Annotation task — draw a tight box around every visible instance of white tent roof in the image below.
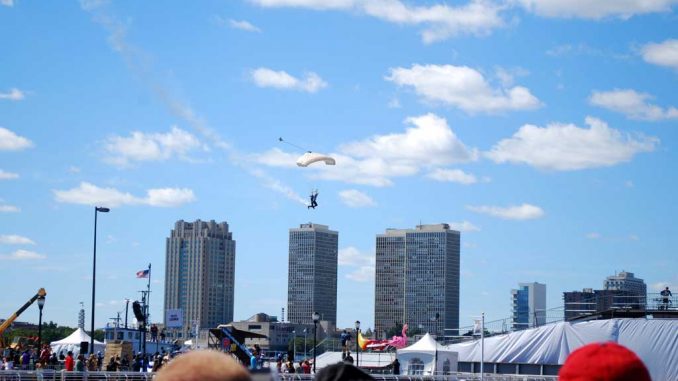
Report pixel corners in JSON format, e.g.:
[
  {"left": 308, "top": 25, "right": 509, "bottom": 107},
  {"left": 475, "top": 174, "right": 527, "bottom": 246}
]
[
  {"left": 399, "top": 333, "right": 447, "bottom": 354},
  {"left": 50, "top": 328, "right": 105, "bottom": 357},
  {"left": 51, "top": 328, "right": 104, "bottom": 346},
  {"left": 445, "top": 318, "right": 678, "bottom": 381}
]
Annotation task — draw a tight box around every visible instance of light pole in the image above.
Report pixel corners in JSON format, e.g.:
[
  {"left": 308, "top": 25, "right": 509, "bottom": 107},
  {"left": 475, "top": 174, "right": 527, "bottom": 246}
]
[
  {"left": 303, "top": 328, "right": 307, "bottom": 360},
  {"left": 312, "top": 312, "right": 320, "bottom": 373},
  {"left": 37, "top": 295, "right": 45, "bottom": 350},
  {"left": 124, "top": 299, "right": 130, "bottom": 329},
  {"left": 355, "top": 320, "right": 360, "bottom": 367},
  {"left": 91, "top": 206, "right": 110, "bottom": 355},
  {"left": 292, "top": 330, "right": 296, "bottom": 362}
]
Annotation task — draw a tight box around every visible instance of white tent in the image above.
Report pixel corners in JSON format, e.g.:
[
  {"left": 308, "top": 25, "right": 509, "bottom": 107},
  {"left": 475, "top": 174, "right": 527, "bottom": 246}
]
[
  {"left": 445, "top": 318, "right": 678, "bottom": 381},
  {"left": 397, "top": 333, "right": 458, "bottom": 375},
  {"left": 50, "top": 328, "right": 105, "bottom": 357}
]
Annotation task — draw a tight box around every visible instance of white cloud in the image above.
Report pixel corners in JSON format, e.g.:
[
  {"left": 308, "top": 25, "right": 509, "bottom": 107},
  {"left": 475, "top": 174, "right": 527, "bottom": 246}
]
[
  {"left": 249, "top": 169, "right": 308, "bottom": 205},
  {"left": 0, "top": 169, "right": 19, "bottom": 180},
  {"left": 386, "top": 64, "right": 541, "bottom": 113},
  {"left": 253, "top": 113, "right": 477, "bottom": 187},
  {"left": 651, "top": 282, "right": 673, "bottom": 292},
  {"left": 427, "top": 168, "right": 477, "bottom": 185},
  {"left": 250, "top": 0, "right": 505, "bottom": 43},
  {"left": 0, "top": 0, "right": 13, "bottom": 6},
  {"left": 68, "top": 166, "right": 81, "bottom": 173},
  {"left": 0, "top": 235, "right": 35, "bottom": 245},
  {"left": 495, "top": 66, "right": 529, "bottom": 86},
  {"left": 0, "top": 88, "right": 24, "bottom": 100},
  {"left": 250, "top": 148, "right": 300, "bottom": 168},
  {"left": 346, "top": 266, "right": 375, "bottom": 282},
  {"left": 447, "top": 221, "right": 481, "bottom": 232},
  {"left": 0, "top": 204, "right": 20, "bottom": 213},
  {"left": 467, "top": 203, "right": 545, "bottom": 220},
  {"left": 641, "top": 39, "right": 678, "bottom": 70},
  {"left": 338, "top": 189, "right": 376, "bottom": 208},
  {"left": 517, "top": 0, "right": 678, "bottom": 19},
  {"left": 229, "top": 19, "right": 262, "bottom": 32},
  {"left": 0, "top": 249, "right": 46, "bottom": 260},
  {"left": 0, "top": 127, "right": 33, "bottom": 151},
  {"left": 146, "top": 188, "right": 196, "bottom": 207},
  {"left": 251, "top": 68, "right": 327, "bottom": 93},
  {"left": 586, "top": 232, "right": 601, "bottom": 239},
  {"left": 486, "top": 117, "right": 658, "bottom": 171},
  {"left": 338, "top": 246, "right": 374, "bottom": 267},
  {"left": 53, "top": 182, "right": 196, "bottom": 208},
  {"left": 104, "top": 127, "right": 204, "bottom": 167},
  {"left": 590, "top": 89, "right": 678, "bottom": 121}
]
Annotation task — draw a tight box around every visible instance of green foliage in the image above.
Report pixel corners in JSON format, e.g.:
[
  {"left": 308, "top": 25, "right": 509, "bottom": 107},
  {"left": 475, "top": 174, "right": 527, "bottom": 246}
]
[{"left": 2, "top": 322, "right": 105, "bottom": 346}]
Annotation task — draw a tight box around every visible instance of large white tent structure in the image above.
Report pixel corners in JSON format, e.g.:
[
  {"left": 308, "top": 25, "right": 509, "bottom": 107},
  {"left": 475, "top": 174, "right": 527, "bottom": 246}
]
[
  {"left": 50, "top": 328, "right": 105, "bottom": 357},
  {"left": 445, "top": 318, "right": 678, "bottom": 381},
  {"left": 397, "top": 333, "right": 458, "bottom": 375}
]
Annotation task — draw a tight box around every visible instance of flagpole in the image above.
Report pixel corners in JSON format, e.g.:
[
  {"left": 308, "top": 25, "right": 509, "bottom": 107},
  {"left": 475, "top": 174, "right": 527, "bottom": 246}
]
[{"left": 480, "top": 312, "right": 485, "bottom": 381}]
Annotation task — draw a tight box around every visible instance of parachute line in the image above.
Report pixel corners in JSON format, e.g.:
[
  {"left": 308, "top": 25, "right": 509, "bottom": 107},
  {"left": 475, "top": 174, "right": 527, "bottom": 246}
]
[{"left": 279, "top": 137, "right": 310, "bottom": 153}]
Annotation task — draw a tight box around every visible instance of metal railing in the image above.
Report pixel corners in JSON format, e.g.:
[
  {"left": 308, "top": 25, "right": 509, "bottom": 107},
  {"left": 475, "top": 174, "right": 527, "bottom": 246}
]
[{"left": 0, "top": 371, "right": 153, "bottom": 381}]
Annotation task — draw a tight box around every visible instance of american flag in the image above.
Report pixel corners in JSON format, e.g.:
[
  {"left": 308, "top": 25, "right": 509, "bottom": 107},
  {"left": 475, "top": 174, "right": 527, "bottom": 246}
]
[{"left": 136, "top": 269, "right": 150, "bottom": 278}]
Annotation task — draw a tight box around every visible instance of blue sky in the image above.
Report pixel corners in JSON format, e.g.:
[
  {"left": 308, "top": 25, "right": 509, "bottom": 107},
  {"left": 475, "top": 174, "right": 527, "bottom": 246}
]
[{"left": 1, "top": 0, "right": 677, "bottom": 333}]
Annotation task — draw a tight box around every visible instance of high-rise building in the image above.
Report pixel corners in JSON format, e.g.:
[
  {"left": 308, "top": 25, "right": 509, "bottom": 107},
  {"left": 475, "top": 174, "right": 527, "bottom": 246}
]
[
  {"left": 164, "top": 220, "right": 236, "bottom": 339},
  {"left": 511, "top": 282, "right": 546, "bottom": 330},
  {"left": 564, "top": 271, "right": 647, "bottom": 320},
  {"left": 604, "top": 271, "right": 647, "bottom": 295},
  {"left": 287, "top": 223, "right": 338, "bottom": 325},
  {"left": 374, "top": 224, "right": 460, "bottom": 338}
]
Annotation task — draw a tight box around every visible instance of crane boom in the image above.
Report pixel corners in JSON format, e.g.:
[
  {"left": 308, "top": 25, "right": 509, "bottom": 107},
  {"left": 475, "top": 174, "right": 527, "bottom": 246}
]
[{"left": 0, "top": 288, "right": 47, "bottom": 336}]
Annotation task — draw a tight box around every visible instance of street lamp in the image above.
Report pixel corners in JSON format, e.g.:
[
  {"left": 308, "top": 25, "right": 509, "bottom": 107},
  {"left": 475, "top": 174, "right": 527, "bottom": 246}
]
[
  {"left": 91, "top": 206, "right": 110, "bottom": 355},
  {"left": 303, "top": 328, "right": 307, "bottom": 360},
  {"left": 312, "top": 312, "right": 320, "bottom": 373},
  {"left": 355, "top": 320, "right": 361, "bottom": 367},
  {"left": 292, "top": 330, "right": 296, "bottom": 362},
  {"left": 37, "top": 295, "right": 45, "bottom": 350}
]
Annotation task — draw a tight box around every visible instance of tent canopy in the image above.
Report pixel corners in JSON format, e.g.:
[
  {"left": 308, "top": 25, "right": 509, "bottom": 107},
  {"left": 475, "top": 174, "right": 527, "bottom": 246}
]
[
  {"left": 444, "top": 318, "right": 678, "bottom": 381},
  {"left": 397, "top": 333, "right": 458, "bottom": 376},
  {"left": 50, "top": 328, "right": 105, "bottom": 357}
]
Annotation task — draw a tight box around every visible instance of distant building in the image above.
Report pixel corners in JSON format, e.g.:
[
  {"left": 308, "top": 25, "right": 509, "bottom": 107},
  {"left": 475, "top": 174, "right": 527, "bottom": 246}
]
[
  {"left": 229, "top": 313, "right": 322, "bottom": 351},
  {"left": 604, "top": 271, "right": 647, "bottom": 296},
  {"left": 287, "top": 223, "right": 339, "bottom": 325},
  {"left": 164, "top": 220, "right": 236, "bottom": 340},
  {"left": 374, "top": 223, "right": 460, "bottom": 338},
  {"left": 511, "top": 282, "right": 546, "bottom": 330},
  {"left": 564, "top": 271, "right": 647, "bottom": 320}
]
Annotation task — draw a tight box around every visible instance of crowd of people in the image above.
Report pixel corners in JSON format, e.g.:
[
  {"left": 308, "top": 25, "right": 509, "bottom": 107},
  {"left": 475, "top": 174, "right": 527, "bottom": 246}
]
[{"left": 0, "top": 344, "right": 175, "bottom": 373}]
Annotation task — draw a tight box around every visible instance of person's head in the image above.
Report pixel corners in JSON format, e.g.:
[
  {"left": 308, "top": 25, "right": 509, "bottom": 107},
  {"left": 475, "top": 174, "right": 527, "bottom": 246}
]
[
  {"left": 154, "top": 350, "right": 251, "bottom": 381},
  {"left": 315, "top": 363, "right": 374, "bottom": 381},
  {"left": 666, "top": 287, "right": 670, "bottom": 290},
  {"left": 559, "top": 342, "right": 651, "bottom": 381},
  {"left": 67, "top": 351, "right": 73, "bottom": 357}
]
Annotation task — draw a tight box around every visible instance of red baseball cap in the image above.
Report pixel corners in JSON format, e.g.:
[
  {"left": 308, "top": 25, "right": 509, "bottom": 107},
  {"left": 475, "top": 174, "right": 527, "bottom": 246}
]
[{"left": 559, "top": 342, "right": 651, "bottom": 381}]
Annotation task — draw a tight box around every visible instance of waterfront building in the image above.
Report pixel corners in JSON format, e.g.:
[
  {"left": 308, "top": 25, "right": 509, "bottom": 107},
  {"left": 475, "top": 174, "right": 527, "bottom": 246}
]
[
  {"left": 374, "top": 223, "right": 460, "bottom": 337},
  {"left": 287, "top": 223, "right": 339, "bottom": 325},
  {"left": 511, "top": 282, "right": 546, "bottom": 330},
  {"left": 564, "top": 272, "right": 646, "bottom": 320},
  {"left": 604, "top": 271, "right": 647, "bottom": 295},
  {"left": 164, "top": 220, "right": 236, "bottom": 339}
]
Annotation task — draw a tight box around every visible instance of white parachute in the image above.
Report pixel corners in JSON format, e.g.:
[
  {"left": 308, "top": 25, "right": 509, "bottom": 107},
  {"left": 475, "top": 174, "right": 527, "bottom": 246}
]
[{"left": 296, "top": 151, "right": 336, "bottom": 167}]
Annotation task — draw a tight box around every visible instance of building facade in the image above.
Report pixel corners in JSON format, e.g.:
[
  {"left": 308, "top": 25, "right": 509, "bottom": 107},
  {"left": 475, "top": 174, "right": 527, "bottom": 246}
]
[
  {"left": 564, "top": 272, "right": 647, "bottom": 320},
  {"left": 604, "top": 271, "right": 647, "bottom": 296},
  {"left": 287, "top": 223, "right": 338, "bottom": 325},
  {"left": 164, "top": 220, "right": 236, "bottom": 339},
  {"left": 374, "top": 224, "right": 460, "bottom": 338},
  {"left": 511, "top": 282, "right": 546, "bottom": 330}
]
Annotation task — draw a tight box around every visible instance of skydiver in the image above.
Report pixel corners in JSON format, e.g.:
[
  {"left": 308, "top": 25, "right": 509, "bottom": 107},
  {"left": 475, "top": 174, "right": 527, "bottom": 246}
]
[{"left": 308, "top": 190, "right": 318, "bottom": 209}]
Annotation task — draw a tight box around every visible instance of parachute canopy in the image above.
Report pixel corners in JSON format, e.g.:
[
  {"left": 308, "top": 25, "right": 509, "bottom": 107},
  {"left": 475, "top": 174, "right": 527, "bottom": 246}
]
[{"left": 296, "top": 152, "right": 336, "bottom": 167}]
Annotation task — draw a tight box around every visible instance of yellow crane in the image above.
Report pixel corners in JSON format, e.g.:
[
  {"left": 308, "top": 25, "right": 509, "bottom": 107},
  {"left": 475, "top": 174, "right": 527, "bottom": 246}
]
[{"left": 0, "top": 288, "right": 47, "bottom": 348}]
